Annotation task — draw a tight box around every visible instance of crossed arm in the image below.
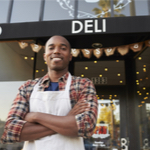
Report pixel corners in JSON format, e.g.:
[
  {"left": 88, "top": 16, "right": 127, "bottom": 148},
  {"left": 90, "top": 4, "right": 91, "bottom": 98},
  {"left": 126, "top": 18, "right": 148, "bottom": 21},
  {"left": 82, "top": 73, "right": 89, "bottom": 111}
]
[{"left": 20, "top": 101, "right": 89, "bottom": 141}]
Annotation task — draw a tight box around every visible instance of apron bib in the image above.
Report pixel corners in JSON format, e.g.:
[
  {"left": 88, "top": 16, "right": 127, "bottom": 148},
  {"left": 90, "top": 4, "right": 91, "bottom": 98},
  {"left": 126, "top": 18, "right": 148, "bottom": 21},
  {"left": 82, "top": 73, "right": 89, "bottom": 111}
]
[{"left": 23, "top": 73, "right": 85, "bottom": 150}]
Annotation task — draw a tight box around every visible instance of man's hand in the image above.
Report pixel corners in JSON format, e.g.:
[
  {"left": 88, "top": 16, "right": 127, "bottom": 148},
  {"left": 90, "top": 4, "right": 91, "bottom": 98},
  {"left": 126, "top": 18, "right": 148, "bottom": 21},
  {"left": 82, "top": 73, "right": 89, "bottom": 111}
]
[{"left": 67, "top": 100, "right": 89, "bottom": 116}]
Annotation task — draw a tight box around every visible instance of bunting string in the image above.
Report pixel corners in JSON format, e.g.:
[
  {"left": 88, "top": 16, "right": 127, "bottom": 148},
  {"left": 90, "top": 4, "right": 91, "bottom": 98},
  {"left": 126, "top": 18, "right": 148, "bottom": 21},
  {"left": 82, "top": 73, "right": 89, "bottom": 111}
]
[{"left": 18, "top": 39, "right": 150, "bottom": 58}]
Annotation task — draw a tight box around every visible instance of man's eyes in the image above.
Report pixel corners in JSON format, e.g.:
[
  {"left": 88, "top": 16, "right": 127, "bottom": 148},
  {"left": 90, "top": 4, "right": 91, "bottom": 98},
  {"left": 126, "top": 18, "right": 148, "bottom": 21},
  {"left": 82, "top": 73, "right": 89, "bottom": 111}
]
[
  {"left": 49, "top": 47, "right": 54, "bottom": 50},
  {"left": 61, "top": 47, "right": 67, "bottom": 50},
  {"left": 48, "top": 47, "right": 67, "bottom": 50}
]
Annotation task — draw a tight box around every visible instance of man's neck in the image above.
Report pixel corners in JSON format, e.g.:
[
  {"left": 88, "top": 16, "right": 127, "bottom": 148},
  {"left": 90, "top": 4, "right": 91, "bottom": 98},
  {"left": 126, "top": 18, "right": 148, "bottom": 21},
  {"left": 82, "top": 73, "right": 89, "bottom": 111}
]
[{"left": 48, "top": 70, "right": 68, "bottom": 82}]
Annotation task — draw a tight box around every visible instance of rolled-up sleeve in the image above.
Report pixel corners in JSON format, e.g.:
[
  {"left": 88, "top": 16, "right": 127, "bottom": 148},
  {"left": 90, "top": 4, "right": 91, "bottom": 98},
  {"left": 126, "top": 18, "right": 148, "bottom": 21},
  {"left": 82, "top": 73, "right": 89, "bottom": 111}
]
[
  {"left": 75, "top": 79, "right": 98, "bottom": 138},
  {"left": 0, "top": 80, "right": 32, "bottom": 144}
]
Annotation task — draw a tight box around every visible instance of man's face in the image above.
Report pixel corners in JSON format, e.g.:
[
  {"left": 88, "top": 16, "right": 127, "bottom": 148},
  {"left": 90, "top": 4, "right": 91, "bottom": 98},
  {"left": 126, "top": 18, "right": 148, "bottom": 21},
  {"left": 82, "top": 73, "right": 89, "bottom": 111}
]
[{"left": 44, "top": 36, "right": 72, "bottom": 72}]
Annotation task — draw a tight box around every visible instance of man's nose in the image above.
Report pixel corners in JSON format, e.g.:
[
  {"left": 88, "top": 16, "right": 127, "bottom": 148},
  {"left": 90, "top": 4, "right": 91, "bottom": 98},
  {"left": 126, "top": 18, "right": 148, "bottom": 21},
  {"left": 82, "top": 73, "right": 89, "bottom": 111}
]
[{"left": 53, "top": 47, "right": 60, "bottom": 53}]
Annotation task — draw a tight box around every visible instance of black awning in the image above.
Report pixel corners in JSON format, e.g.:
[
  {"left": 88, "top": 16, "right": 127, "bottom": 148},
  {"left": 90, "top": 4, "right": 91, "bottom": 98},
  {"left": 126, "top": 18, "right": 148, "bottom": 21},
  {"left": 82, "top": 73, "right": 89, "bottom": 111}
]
[{"left": 0, "top": 16, "right": 150, "bottom": 48}]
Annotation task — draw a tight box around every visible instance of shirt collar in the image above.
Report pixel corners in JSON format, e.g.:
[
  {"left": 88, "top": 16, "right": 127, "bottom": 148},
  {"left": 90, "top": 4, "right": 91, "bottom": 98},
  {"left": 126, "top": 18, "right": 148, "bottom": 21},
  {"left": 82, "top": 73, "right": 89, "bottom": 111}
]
[{"left": 39, "top": 72, "right": 69, "bottom": 86}]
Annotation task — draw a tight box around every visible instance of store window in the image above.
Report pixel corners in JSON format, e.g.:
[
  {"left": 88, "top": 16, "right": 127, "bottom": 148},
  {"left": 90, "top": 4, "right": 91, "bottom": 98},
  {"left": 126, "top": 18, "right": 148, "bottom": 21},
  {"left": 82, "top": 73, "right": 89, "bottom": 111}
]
[
  {"left": 43, "top": 0, "right": 75, "bottom": 21},
  {"left": 77, "top": 0, "right": 131, "bottom": 19},
  {"left": 0, "top": 41, "right": 34, "bottom": 149},
  {"left": 0, "top": 81, "right": 24, "bottom": 149},
  {"left": 11, "top": 0, "right": 41, "bottom": 23},
  {"left": 0, "top": 0, "right": 10, "bottom": 23},
  {"left": 134, "top": 0, "right": 149, "bottom": 16},
  {"left": 135, "top": 46, "right": 150, "bottom": 149},
  {"left": 77, "top": 0, "right": 150, "bottom": 19}
]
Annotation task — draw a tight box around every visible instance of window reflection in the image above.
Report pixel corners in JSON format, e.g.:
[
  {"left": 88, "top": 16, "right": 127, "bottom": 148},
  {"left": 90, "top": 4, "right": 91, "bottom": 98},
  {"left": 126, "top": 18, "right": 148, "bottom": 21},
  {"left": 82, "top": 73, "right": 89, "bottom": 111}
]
[
  {"left": 0, "top": 0, "right": 10, "bottom": 23},
  {"left": 11, "top": 0, "right": 41, "bottom": 23},
  {"left": 77, "top": 0, "right": 149, "bottom": 19},
  {"left": 43, "top": 0, "right": 75, "bottom": 21}
]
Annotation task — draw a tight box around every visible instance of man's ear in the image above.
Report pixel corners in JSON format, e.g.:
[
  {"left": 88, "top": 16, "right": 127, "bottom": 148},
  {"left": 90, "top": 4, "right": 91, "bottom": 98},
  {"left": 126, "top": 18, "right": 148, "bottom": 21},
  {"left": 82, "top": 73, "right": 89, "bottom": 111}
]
[
  {"left": 43, "top": 53, "right": 46, "bottom": 62},
  {"left": 69, "top": 53, "right": 72, "bottom": 61}
]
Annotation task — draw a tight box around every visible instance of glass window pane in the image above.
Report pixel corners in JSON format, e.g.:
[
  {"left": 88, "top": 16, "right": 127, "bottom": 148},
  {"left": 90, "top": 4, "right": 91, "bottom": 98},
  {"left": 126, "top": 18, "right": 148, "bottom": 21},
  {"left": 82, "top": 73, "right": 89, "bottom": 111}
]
[
  {"left": 0, "top": 41, "right": 34, "bottom": 81},
  {"left": 0, "top": 0, "right": 10, "bottom": 23},
  {"left": 11, "top": 0, "right": 41, "bottom": 23},
  {"left": 134, "top": 0, "right": 149, "bottom": 16},
  {"left": 113, "top": 0, "right": 131, "bottom": 17},
  {"left": 135, "top": 46, "right": 150, "bottom": 149},
  {"left": 0, "top": 81, "right": 25, "bottom": 149},
  {"left": 77, "top": 0, "right": 108, "bottom": 19},
  {"left": 43, "top": 0, "right": 75, "bottom": 21}
]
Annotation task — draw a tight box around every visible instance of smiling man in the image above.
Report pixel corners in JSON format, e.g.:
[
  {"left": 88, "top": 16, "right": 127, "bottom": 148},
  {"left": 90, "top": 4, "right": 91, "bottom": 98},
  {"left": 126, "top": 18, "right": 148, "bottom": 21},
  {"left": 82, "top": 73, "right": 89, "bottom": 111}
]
[{"left": 0, "top": 35, "right": 98, "bottom": 150}]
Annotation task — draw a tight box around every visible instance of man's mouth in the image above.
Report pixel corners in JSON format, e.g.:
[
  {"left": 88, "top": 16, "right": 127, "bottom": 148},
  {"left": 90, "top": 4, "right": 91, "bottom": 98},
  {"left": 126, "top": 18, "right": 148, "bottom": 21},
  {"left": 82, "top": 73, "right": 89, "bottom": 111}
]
[{"left": 51, "top": 57, "right": 63, "bottom": 62}]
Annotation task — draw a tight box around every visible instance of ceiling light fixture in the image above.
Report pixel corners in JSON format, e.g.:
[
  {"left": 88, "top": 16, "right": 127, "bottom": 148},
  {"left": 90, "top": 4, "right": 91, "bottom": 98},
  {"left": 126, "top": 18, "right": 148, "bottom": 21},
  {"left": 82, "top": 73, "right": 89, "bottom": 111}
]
[
  {"left": 138, "top": 57, "right": 142, "bottom": 60},
  {"left": 104, "top": 68, "right": 108, "bottom": 71},
  {"left": 143, "top": 68, "right": 146, "bottom": 72},
  {"left": 143, "top": 87, "right": 146, "bottom": 90},
  {"left": 31, "top": 57, "right": 34, "bottom": 60},
  {"left": 99, "top": 74, "right": 102, "bottom": 77},
  {"left": 24, "top": 56, "right": 28, "bottom": 59},
  {"left": 81, "top": 74, "right": 84, "bottom": 77},
  {"left": 92, "top": 43, "right": 103, "bottom": 48}
]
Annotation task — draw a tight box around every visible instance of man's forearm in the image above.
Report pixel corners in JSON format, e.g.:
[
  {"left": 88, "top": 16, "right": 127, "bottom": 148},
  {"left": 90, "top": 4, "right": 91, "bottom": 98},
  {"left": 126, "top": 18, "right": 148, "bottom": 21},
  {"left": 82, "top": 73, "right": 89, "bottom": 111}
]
[
  {"left": 20, "top": 122, "right": 56, "bottom": 141},
  {"left": 34, "top": 113, "right": 78, "bottom": 137},
  {"left": 24, "top": 101, "right": 89, "bottom": 137}
]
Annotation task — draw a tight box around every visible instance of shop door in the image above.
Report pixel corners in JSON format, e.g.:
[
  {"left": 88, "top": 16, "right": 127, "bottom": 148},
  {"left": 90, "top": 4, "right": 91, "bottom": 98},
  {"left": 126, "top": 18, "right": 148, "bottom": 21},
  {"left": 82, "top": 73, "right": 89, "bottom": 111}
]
[{"left": 84, "top": 86, "right": 128, "bottom": 150}]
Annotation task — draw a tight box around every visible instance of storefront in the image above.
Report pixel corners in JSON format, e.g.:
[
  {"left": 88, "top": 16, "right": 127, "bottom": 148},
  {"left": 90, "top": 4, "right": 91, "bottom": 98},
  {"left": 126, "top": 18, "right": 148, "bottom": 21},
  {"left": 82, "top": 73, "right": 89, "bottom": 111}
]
[{"left": 0, "top": 0, "right": 150, "bottom": 150}]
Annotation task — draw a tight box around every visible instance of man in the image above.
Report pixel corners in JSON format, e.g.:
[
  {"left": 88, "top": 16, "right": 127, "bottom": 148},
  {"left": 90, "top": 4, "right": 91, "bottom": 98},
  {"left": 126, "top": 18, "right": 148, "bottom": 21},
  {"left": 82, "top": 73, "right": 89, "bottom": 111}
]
[{"left": 1, "top": 35, "right": 98, "bottom": 150}]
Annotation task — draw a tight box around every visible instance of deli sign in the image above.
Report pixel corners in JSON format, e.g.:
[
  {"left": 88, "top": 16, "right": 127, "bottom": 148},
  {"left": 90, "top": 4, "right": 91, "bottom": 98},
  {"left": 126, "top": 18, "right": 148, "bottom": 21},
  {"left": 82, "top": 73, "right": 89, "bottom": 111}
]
[{"left": 72, "top": 19, "right": 106, "bottom": 34}]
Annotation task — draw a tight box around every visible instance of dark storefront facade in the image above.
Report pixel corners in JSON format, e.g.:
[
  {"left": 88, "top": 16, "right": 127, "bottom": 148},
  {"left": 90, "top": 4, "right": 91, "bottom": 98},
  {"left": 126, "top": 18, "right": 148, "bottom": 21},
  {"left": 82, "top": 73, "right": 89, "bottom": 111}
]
[{"left": 0, "top": 0, "right": 150, "bottom": 150}]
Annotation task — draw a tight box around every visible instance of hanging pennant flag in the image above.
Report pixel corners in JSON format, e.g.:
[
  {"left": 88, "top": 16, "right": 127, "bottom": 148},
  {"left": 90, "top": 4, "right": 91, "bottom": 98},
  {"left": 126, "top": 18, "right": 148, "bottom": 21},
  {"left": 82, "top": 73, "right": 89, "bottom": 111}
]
[
  {"left": 129, "top": 42, "right": 143, "bottom": 52},
  {"left": 104, "top": 47, "right": 116, "bottom": 56},
  {"left": 71, "top": 49, "right": 80, "bottom": 57},
  {"left": 145, "top": 40, "right": 150, "bottom": 47},
  {"left": 93, "top": 48, "right": 103, "bottom": 59},
  {"left": 81, "top": 49, "right": 93, "bottom": 59},
  {"left": 117, "top": 45, "right": 129, "bottom": 56},
  {"left": 18, "top": 41, "right": 28, "bottom": 49},
  {"left": 30, "top": 43, "right": 42, "bottom": 53}
]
